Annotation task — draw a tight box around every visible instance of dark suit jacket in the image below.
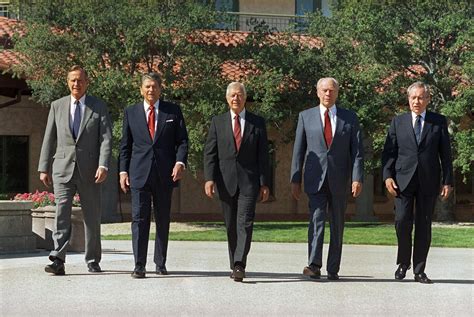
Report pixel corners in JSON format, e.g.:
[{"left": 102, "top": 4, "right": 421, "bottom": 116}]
[
  {"left": 290, "top": 106, "right": 364, "bottom": 196},
  {"left": 382, "top": 111, "right": 453, "bottom": 195},
  {"left": 119, "top": 100, "right": 188, "bottom": 188},
  {"left": 203, "top": 110, "right": 270, "bottom": 198}
]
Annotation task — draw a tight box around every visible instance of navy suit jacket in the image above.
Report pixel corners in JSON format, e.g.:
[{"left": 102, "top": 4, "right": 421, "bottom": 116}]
[
  {"left": 290, "top": 106, "right": 364, "bottom": 196},
  {"left": 203, "top": 110, "right": 270, "bottom": 198},
  {"left": 119, "top": 100, "right": 188, "bottom": 188},
  {"left": 382, "top": 111, "right": 453, "bottom": 195}
]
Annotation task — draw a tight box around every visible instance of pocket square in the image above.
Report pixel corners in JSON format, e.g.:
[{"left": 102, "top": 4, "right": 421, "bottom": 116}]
[{"left": 166, "top": 119, "right": 174, "bottom": 122}]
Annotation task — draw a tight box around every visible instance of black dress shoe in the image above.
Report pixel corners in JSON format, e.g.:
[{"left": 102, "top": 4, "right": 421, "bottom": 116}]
[
  {"left": 414, "top": 273, "right": 433, "bottom": 284},
  {"left": 327, "top": 272, "right": 339, "bottom": 280},
  {"left": 87, "top": 262, "right": 102, "bottom": 273},
  {"left": 131, "top": 265, "right": 146, "bottom": 278},
  {"left": 233, "top": 265, "right": 245, "bottom": 282},
  {"left": 395, "top": 264, "right": 410, "bottom": 280},
  {"left": 156, "top": 266, "right": 168, "bottom": 275},
  {"left": 45, "top": 259, "right": 65, "bottom": 275},
  {"left": 303, "top": 264, "right": 321, "bottom": 279}
]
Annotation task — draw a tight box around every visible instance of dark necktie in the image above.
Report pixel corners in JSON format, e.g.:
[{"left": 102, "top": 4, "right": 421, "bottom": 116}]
[
  {"left": 148, "top": 105, "right": 155, "bottom": 140},
  {"left": 233, "top": 114, "right": 242, "bottom": 151},
  {"left": 414, "top": 115, "right": 422, "bottom": 144},
  {"left": 324, "top": 109, "right": 333, "bottom": 148},
  {"left": 72, "top": 100, "right": 81, "bottom": 140}
]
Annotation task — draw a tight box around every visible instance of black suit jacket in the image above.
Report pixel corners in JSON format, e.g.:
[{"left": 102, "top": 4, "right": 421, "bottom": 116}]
[
  {"left": 119, "top": 100, "right": 188, "bottom": 188},
  {"left": 382, "top": 111, "right": 453, "bottom": 195},
  {"left": 203, "top": 110, "right": 270, "bottom": 198}
]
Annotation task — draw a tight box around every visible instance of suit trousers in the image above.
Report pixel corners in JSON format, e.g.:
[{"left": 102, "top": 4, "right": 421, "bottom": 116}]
[
  {"left": 394, "top": 170, "right": 437, "bottom": 274},
  {"left": 220, "top": 189, "right": 258, "bottom": 269},
  {"left": 50, "top": 167, "right": 102, "bottom": 263},
  {"left": 307, "top": 178, "right": 347, "bottom": 274},
  {"left": 131, "top": 160, "right": 172, "bottom": 268}
]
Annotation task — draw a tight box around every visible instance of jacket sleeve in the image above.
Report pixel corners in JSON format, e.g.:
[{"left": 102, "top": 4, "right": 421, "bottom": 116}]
[
  {"left": 203, "top": 117, "right": 218, "bottom": 182},
  {"left": 381, "top": 117, "right": 398, "bottom": 181},
  {"left": 119, "top": 108, "right": 132, "bottom": 173},
  {"left": 350, "top": 114, "right": 364, "bottom": 183},
  {"left": 258, "top": 117, "right": 270, "bottom": 187},
  {"left": 38, "top": 102, "right": 58, "bottom": 173},
  {"left": 174, "top": 105, "right": 189, "bottom": 165},
  {"left": 290, "top": 112, "right": 307, "bottom": 183},
  {"left": 439, "top": 116, "right": 454, "bottom": 186}
]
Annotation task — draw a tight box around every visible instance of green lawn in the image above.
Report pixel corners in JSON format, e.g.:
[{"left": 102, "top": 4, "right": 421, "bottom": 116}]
[{"left": 102, "top": 222, "right": 474, "bottom": 248}]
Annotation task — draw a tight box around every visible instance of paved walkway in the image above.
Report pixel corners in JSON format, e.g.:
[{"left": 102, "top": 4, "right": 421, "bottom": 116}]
[{"left": 0, "top": 241, "right": 472, "bottom": 316}]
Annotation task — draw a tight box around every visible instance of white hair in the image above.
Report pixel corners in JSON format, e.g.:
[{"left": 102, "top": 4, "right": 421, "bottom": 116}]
[
  {"left": 316, "top": 77, "right": 339, "bottom": 90},
  {"left": 226, "top": 82, "right": 247, "bottom": 98}
]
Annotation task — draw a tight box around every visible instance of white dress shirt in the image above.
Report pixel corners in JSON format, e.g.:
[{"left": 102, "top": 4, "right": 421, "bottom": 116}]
[
  {"left": 411, "top": 110, "right": 426, "bottom": 131},
  {"left": 230, "top": 108, "right": 246, "bottom": 137},
  {"left": 319, "top": 104, "right": 337, "bottom": 137}
]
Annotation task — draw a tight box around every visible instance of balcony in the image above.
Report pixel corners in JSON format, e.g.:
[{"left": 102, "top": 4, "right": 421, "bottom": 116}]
[{"left": 216, "top": 12, "right": 309, "bottom": 33}]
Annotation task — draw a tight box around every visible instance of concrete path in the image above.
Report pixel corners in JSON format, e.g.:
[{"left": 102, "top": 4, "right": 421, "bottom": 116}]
[{"left": 0, "top": 241, "right": 472, "bottom": 316}]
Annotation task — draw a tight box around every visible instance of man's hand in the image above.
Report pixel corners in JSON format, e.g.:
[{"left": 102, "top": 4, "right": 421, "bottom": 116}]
[
  {"left": 204, "top": 181, "right": 215, "bottom": 198},
  {"left": 120, "top": 172, "right": 130, "bottom": 194},
  {"left": 352, "top": 181, "right": 363, "bottom": 198},
  {"left": 40, "top": 172, "right": 51, "bottom": 187},
  {"left": 95, "top": 167, "right": 108, "bottom": 183},
  {"left": 260, "top": 185, "right": 270, "bottom": 203},
  {"left": 291, "top": 183, "right": 302, "bottom": 201},
  {"left": 440, "top": 185, "right": 453, "bottom": 201},
  {"left": 171, "top": 163, "right": 185, "bottom": 182},
  {"left": 385, "top": 178, "right": 399, "bottom": 197}
]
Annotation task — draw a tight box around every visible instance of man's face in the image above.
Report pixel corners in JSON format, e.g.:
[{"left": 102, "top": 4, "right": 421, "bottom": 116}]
[
  {"left": 408, "top": 87, "right": 430, "bottom": 115},
  {"left": 140, "top": 79, "right": 161, "bottom": 105},
  {"left": 317, "top": 79, "right": 339, "bottom": 108},
  {"left": 67, "top": 70, "right": 88, "bottom": 99},
  {"left": 226, "top": 87, "right": 246, "bottom": 114}
]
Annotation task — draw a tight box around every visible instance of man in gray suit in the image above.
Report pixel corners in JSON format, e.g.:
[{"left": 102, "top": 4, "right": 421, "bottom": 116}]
[
  {"left": 38, "top": 65, "right": 112, "bottom": 275},
  {"left": 290, "top": 77, "right": 364, "bottom": 280}
]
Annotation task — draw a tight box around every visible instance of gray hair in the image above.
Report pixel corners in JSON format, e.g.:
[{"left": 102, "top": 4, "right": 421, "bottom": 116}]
[
  {"left": 316, "top": 77, "right": 339, "bottom": 90},
  {"left": 226, "top": 82, "right": 246, "bottom": 98},
  {"left": 407, "top": 81, "right": 430, "bottom": 97},
  {"left": 141, "top": 72, "right": 162, "bottom": 86}
]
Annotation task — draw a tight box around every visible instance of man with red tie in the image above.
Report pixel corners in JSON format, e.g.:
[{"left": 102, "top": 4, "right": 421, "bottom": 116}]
[
  {"left": 290, "top": 77, "right": 364, "bottom": 280},
  {"left": 119, "top": 73, "right": 188, "bottom": 278},
  {"left": 204, "top": 82, "right": 270, "bottom": 282}
]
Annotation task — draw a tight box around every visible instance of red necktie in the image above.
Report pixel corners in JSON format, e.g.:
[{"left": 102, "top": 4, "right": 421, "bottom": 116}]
[
  {"left": 324, "top": 109, "right": 332, "bottom": 148},
  {"left": 148, "top": 105, "right": 155, "bottom": 140},
  {"left": 233, "top": 114, "right": 242, "bottom": 151}
]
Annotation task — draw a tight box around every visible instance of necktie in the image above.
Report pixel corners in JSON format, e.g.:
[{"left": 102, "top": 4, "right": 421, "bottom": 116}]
[
  {"left": 148, "top": 105, "right": 155, "bottom": 140},
  {"left": 72, "top": 100, "right": 81, "bottom": 140},
  {"left": 324, "top": 109, "right": 332, "bottom": 148},
  {"left": 233, "top": 114, "right": 242, "bottom": 151},
  {"left": 414, "top": 115, "right": 422, "bottom": 144}
]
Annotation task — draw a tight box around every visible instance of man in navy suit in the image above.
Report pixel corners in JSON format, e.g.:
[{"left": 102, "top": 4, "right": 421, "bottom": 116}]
[
  {"left": 204, "top": 82, "right": 270, "bottom": 282},
  {"left": 382, "top": 81, "right": 453, "bottom": 284},
  {"left": 290, "top": 77, "right": 364, "bottom": 280},
  {"left": 119, "top": 73, "right": 188, "bottom": 278}
]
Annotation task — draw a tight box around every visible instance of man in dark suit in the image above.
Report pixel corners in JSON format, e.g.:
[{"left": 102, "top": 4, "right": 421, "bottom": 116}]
[
  {"left": 119, "top": 72, "right": 188, "bottom": 279},
  {"left": 204, "top": 82, "right": 270, "bottom": 282},
  {"left": 382, "top": 81, "right": 453, "bottom": 284},
  {"left": 290, "top": 77, "right": 364, "bottom": 280},
  {"left": 38, "top": 65, "right": 112, "bottom": 275}
]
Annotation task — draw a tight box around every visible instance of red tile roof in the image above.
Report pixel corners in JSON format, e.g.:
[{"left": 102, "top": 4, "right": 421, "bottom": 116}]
[{"left": 0, "top": 17, "right": 322, "bottom": 80}]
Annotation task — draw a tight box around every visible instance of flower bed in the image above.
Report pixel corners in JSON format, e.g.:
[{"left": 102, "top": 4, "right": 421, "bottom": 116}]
[{"left": 14, "top": 190, "right": 80, "bottom": 208}]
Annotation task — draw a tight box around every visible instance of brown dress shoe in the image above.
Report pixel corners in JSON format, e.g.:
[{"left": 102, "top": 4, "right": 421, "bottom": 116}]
[
  {"left": 233, "top": 265, "right": 245, "bottom": 282},
  {"left": 303, "top": 264, "right": 321, "bottom": 279}
]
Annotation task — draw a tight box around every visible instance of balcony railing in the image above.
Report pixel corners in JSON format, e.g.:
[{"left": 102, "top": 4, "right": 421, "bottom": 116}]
[{"left": 216, "top": 12, "right": 309, "bottom": 33}]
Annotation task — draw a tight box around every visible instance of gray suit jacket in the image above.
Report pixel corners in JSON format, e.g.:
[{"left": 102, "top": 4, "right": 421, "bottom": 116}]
[
  {"left": 38, "top": 95, "right": 112, "bottom": 184},
  {"left": 290, "top": 106, "right": 364, "bottom": 195}
]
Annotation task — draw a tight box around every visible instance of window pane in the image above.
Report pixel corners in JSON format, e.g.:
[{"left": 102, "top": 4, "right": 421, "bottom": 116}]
[{"left": 0, "top": 136, "right": 29, "bottom": 195}]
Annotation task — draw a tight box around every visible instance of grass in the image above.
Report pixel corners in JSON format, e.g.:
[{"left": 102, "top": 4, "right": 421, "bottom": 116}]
[{"left": 102, "top": 222, "right": 474, "bottom": 248}]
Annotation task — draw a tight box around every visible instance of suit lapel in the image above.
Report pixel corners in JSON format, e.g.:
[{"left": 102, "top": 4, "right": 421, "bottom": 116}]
[
  {"left": 332, "top": 107, "right": 345, "bottom": 149},
  {"left": 223, "top": 112, "right": 237, "bottom": 154},
  {"left": 241, "top": 111, "right": 255, "bottom": 148},
  {"left": 77, "top": 96, "right": 94, "bottom": 141},
  {"left": 61, "top": 97, "right": 75, "bottom": 140},
  {"left": 313, "top": 106, "right": 327, "bottom": 150},
  {"left": 154, "top": 101, "right": 168, "bottom": 142},
  {"left": 403, "top": 113, "right": 418, "bottom": 148},
  {"left": 134, "top": 103, "right": 152, "bottom": 143},
  {"left": 419, "top": 111, "right": 431, "bottom": 145}
]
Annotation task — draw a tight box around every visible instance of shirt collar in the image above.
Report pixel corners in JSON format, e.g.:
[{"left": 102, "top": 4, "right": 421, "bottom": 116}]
[
  {"left": 144, "top": 100, "right": 160, "bottom": 111},
  {"left": 411, "top": 110, "right": 426, "bottom": 120},
  {"left": 230, "top": 108, "right": 246, "bottom": 120},
  {"left": 319, "top": 104, "right": 337, "bottom": 116},
  {"left": 71, "top": 95, "right": 86, "bottom": 105}
]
